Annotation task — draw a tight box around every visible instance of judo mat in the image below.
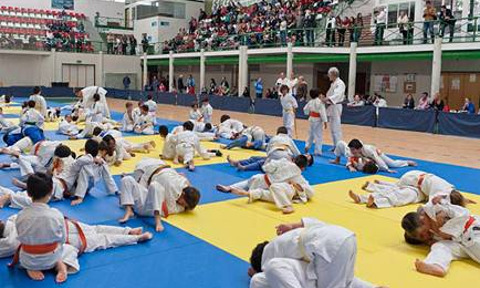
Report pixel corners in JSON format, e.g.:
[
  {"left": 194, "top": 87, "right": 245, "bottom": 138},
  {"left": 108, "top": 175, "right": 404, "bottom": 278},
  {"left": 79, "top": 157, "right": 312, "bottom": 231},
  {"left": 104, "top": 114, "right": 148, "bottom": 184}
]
[{"left": 1, "top": 97, "right": 480, "bottom": 288}]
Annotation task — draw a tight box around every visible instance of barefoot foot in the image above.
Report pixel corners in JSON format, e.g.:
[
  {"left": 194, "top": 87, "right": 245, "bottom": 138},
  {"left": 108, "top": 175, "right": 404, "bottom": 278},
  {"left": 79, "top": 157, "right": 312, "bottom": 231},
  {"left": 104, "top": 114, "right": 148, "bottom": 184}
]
[
  {"left": 71, "top": 197, "right": 84, "bottom": 206},
  {"left": 366, "top": 195, "right": 377, "bottom": 208},
  {"left": 227, "top": 155, "right": 239, "bottom": 167},
  {"left": 415, "top": 259, "right": 446, "bottom": 277},
  {"left": 119, "top": 208, "right": 134, "bottom": 223},
  {"left": 216, "top": 185, "right": 232, "bottom": 193},
  {"left": 282, "top": 206, "right": 295, "bottom": 214},
  {"left": 0, "top": 194, "right": 11, "bottom": 208},
  {"left": 55, "top": 261, "right": 68, "bottom": 283},
  {"left": 361, "top": 181, "right": 370, "bottom": 190},
  {"left": 138, "top": 232, "right": 153, "bottom": 242},
  {"left": 27, "top": 270, "right": 45, "bottom": 281},
  {"left": 348, "top": 190, "right": 361, "bottom": 204}
]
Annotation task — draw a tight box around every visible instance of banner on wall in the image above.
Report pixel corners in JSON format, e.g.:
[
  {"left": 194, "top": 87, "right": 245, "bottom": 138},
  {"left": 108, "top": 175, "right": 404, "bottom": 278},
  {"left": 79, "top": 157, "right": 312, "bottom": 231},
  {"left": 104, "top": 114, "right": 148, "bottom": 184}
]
[{"left": 52, "top": 0, "right": 74, "bottom": 10}]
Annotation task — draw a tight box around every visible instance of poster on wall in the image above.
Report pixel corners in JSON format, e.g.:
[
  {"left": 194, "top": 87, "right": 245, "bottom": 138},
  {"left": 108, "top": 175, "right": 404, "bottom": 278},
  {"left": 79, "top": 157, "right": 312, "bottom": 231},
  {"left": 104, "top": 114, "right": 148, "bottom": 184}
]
[
  {"left": 52, "top": 0, "right": 74, "bottom": 10},
  {"left": 373, "top": 74, "right": 398, "bottom": 93},
  {"left": 404, "top": 82, "right": 416, "bottom": 93}
]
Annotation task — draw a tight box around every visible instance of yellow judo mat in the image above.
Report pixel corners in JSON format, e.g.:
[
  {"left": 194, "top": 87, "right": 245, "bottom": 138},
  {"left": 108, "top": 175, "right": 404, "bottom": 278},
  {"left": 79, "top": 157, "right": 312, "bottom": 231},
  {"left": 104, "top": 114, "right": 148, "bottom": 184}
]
[{"left": 165, "top": 176, "right": 480, "bottom": 288}]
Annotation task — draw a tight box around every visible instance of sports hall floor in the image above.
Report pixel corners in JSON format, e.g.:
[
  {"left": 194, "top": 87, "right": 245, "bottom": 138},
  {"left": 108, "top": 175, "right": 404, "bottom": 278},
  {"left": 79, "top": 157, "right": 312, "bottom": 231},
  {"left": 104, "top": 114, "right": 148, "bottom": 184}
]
[{"left": 1, "top": 97, "right": 480, "bottom": 288}]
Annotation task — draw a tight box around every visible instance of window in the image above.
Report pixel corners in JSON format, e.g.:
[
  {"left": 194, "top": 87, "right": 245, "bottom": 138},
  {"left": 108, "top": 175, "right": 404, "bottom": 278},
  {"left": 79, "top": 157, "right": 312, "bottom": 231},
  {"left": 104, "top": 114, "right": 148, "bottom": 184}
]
[
  {"left": 387, "top": 4, "right": 398, "bottom": 28},
  {"left": 136, "top": 1, "right": 186, "bottom": 20},
  {"left": 385, "top": 1, "right": 416, "bottom": 28}
]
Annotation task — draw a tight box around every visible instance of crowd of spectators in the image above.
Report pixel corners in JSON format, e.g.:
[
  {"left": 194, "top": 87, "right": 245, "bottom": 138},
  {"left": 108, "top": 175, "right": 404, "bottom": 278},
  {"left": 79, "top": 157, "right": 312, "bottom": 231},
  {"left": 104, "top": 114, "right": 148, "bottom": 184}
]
[{"left": 105, "top": 33, "right": 137, "bottom": 55}]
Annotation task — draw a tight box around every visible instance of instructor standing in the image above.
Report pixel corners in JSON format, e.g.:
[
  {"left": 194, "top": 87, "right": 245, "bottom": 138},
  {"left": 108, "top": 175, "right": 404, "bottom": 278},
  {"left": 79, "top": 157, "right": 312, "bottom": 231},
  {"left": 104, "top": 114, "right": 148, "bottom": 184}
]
[
  {"left": 323, "top": 67, "right": 345, "bottom": 148},
  {"left": 75, "top": 86, "right": 110, "bottom": 118}
]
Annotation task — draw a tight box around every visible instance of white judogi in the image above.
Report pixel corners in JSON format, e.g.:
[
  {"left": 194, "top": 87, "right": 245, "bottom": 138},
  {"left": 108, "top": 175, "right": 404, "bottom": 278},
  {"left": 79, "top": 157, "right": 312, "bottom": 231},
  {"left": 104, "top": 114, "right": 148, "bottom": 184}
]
[
  {"left": 334, "top": 140, "right": 410, "bottom": 171},
  {"left": 0, "top": 186, "right": 32, "bottom": 209},
  {"left": 397, "top": 170, "right": 455, "bottom": 196},
  {"left": 218, "top": 118, "right": 244, "bottom": 139},
  {"left": 201, "top": 103, "right": 213, "bottom": 123},
  {"left": 161, "top": 134, "right": 177, "bottom": 160},
  {"left": 326, "top": 77, "right": 345, "bottom": 146},
  {"left": 29, "top": 94, "right": 47, "bottom": 117},
  {"left": 134, "top": 114, "right": 155, "bottom": 135},
  {"left": 231, "top": 158, "right": 314, "bottom": 210},
  {"left": 252, "top": 217, "right": 374, "bottom": 288},
  {"left": 15, "top": 203, "right": 65, "bottom": 271},
  {"left": 121, "top": 111, "right": 136, "bottom": 132},
  {"left": 20, "top": 108, "right": 44, "bottom": 129},
  {"left": 265, "top": 133, "right": 301, "bottom": 162},
  {"left": 80, "top": 86, "right": 110, "bottom": 118},
  {"left": 243, "top": 126, "right": 266, "bottom": 146},
  {"left": 120, "top": 158, "right": 187, "bottom": 217},
  {"left": 75, "top": 122, "right": 114, "bottom": 139},
  {"left": 16, "top": 140, "right": 60, "bottom": 176},
  {"left": 0, "top": 115, "right": 17, "bottom": 133},
  {"left": 144, "top": 99, "right": 157, "bottom": 125},
  {"left": 86, "top": 101, "right": 107, "bottom": 123},
  {"left": 189, "top": 109, "right": 203, "bottom": 122},
  {"left": 175, "top": 130, "right": 211, "bottom": 164},
  {"left": 58, "top": 119, "right": 80, "bottom": 136},
  {"left": 280, "top": 93, "right": 298, "bottom": 137},
  {"left": 303, "top": 98, "right": 327, "bottom": 155}
]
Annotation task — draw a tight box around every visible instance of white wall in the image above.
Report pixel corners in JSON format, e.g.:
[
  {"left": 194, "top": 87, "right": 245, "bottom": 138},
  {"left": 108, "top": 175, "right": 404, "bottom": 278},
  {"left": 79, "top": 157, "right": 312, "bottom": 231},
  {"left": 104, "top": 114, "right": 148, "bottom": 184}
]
[
  {"left": 0, "top": 50, "right": 141, "bottom": 89},
  {"left": 1, "top": 0, "right": 125, "bottom": 21}
]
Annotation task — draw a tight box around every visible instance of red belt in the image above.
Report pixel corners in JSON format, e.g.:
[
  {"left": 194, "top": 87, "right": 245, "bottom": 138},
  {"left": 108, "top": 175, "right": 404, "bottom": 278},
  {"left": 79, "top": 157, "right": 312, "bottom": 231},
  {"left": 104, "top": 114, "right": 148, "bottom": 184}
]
[
  {"left": 417, "top": 174, "right": 426, "bottom": 192},
  {"left": 162, "top": 201, "right": 169, "bottom": 218},
  {"left": 264, "top": 174, "right": 272, "bottom": 187},
  {"left": 464, "top": 216, "right": 476, "bottom": 234},
  {"left": 8, "top": 242, "right": 59, "bottom": 268},
  {"left": 309, "top": 112, "right": 321, "bottom": 118},
  {"left": 33, "top": 140, "right": 44, "bottom": 156},
  {"left": 65, "top": 218, "right": 87, "bottom": 255}
]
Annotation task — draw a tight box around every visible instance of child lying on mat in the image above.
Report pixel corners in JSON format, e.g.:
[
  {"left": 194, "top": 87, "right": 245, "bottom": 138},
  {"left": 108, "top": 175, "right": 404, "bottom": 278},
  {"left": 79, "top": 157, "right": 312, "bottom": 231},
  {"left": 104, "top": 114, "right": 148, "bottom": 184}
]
[
  {"left": 58, "top": 114, "right": 80, "bottom": 136},
  {"left": 217, "top": 156, "right": 313, "bottom": 214},
  {"left": 119, "top": 158, "right": 201, "bottom": 232},
  {"left": 220, "top": 125, "right": 267, "bottom": 151},
  {"left": 349, "top": 170, "right": 475, "bottom": 209},
  {"left": 402, "top": 200, "right": 480, "bottom": 277},
  {"left": 133, "top": 104, "right": 155, "bottom": 135}
]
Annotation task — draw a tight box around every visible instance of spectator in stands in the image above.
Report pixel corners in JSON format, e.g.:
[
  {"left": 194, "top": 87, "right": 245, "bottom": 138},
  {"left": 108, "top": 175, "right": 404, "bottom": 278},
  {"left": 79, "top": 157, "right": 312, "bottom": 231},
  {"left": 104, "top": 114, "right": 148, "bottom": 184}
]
[
  {"left": 353, "top": 13, "right": 363, "bottom": 42},
  {"left": 130, "top": 36, "right": 137, "bottom": 55},
  {"left": 296, "top": 76, "right": 308, "bottom": 101},
  {"left": 347, "top": 94, "right": 365, "bottom": 107},
  {"left": 430, "top": 93, "right": 445, "bottom": 111},
  {"left": 209, "top": 79, "right": 218, "bottom": 95},
  {"left": 199, "top": 8, "right": 207, "bottom": 21},
  {"left": 374, "top": 7, "right": 387, "bottom": 46},
  {"left": 151, "top": 76, "right": 159, "bottom": 92},
  {"left": 416, "top": 92, "right": 430, "bottom": 110},
  {"left": 122, "top": 35, "right": 128, "bottom": 55},
  {"left": 443, "top": 98, "right": 451, "bottom": 112},
  {"left": 304, "top": 9, "right": 317, "bottom": 46},
  {"left": 123, "top": 75, "right": 131, "bottom": 90},
  {"left": 398, "top": 10, "right": 410, "bottom": 45},
  {"left": 439, "top": 5, "right": 456, "bottom": 43},
  {"left": 423, "top": 1, "right": 437, "bottom": 44},
  {"left": 242, "top": 86, "right": 250, "bottom": 98},
  {"left": 336, "top": 16, "right": 347, "bottom": 47},
  {"left": 159, "top": 82, "right": 167, "bottom": 92},
  {"left": 255, "top": 78, "right": 264, "bottom": 98},
  {"left": 177, "top": 75, "right": 186, "bottom": 93},
  {"left": 403, "top": 93, "right": 415, "bottom": 109},
  {"left": 107, "top": 34, "right": 115, "bottom": 54},
  {"left": 220, "top": 77, "right": 230, "bottom": 95},
  {"left": 266, "top": 87, "right": 278, "bottom": 99},
  {"left": 373, "top": 94, "right": 387, "bottom": 107},
  {"left": 187, "top": 74, "right": 196, "bottom": 94},
  {"left": 325, "top": 13, "right": 336, "bottom": 47},
  {"left": 142, "top": 34, "right": 149, "bottom": 53},
  {"left": 275, "top": 72, "right": 288, "bottom": 91},
  {"left": 461, "top": 97, "right": 476, "bottom": 114}
]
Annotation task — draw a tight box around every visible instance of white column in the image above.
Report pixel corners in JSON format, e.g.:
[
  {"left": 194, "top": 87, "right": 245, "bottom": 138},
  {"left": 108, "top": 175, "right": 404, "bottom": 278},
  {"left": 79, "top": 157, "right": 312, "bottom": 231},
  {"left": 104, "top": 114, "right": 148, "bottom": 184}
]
[
  {"left": 348, "top": 42, "right": 358, "bottom": 103},
  {"left": 98, "top": 51, "right": 105, "bottom": 87},
  {"left": 200, "top": 49, "right": 206, "bottom": 92},
  {"left": 51, "top": 48, "right": 57, "bottom": 84},
  {"left": 143, "top": 53, "right": 148, "bottom": 89},
  {"left": 430, "top": 37, "right": 442, "bottom": 97},
  {"left": 286, "top": 42, "right": 293, "bottom": 78},
  {"left": 169, "top": 50, "right": 174, "bottom": 92},
  {"left": 238, "top": 46, "right": 248, "bottom": 97}
]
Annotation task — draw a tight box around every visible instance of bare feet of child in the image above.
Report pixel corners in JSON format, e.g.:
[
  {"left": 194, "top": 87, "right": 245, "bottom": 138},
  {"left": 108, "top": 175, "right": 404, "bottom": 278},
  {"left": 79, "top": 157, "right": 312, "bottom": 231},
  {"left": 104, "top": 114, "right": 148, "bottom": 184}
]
[
  {"left": 216, "top": 185, "right": 232, "bottom": 193},
  {"left": 415, "top": 259, "right": 446, "bottom": 277},
  {"left": 71, "top": 197, "right": 84, "bottom": 206},
  {"left": 361, "top": 181, "right": 370, "bottom": 190},
  {"left": 226, "top": 155, "right": 239, "bottom": 167},
  {"left": 149, "top": 140, "right": 156, "bottom": 148},
  {"left": 0, "top": 194, "right": 11, "bottom": 208},
  {"left": 373, "top": 179, "right": 380, "bottom": 184},
  {"left": 408, "top": 161, "right": 417, "bottom": 166},
  {"left": 129, "top": 227, "right": 143, "bottom": 235},
  {"left": 348, "top": 190, "right": 361, "bottom": 204},
  {"left": 282, "top": 206, "right": 295, "bottom": 214},
  {"left": 138, "top": 232, "right": 153, "bottom": 242},
  {"left": 237, "top": 164, "right": 246, "bottom": 171},
  {"left": 155, "top": 219, "right": 164, "bottom": 232},
  {"left": 366, "top": 195, "right": 377, "bottom": 208},
  {"left": 55, "top": 261, "right": 68, "bottom": 283},
  {"left": 27, "top": 270, "right": 45, "bottom": 281},
  {"left": 119, "top": 206, "right": 135, "bottom": 223}
]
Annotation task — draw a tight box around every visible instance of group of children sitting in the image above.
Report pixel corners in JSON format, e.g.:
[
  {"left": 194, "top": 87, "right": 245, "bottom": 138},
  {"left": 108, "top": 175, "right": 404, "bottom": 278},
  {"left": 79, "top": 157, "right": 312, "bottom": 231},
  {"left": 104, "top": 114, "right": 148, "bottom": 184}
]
[{"left": 0, "top": 86, "right": 477, "bottom": 287}]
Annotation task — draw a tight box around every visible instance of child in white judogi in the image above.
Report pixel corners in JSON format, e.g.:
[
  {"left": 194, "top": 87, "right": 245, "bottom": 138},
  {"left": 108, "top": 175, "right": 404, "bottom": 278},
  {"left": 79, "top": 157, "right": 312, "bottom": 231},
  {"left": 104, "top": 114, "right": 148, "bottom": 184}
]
[
  {"left": 200, "top": 98, "right": 213, "bottom": 123},
  {"left": 71, "top": 122, "right": 115, "bottom": 139},
  {"left": 98, "top": 130, "right": 155, "bottom": 163},
  {"left": 121, "top": 102, "right": 136, "bottom": 132},
  {"left": 119, "top": 157, "right": 201, "bottom": 232},
  {"left": 69, "top": 140, "right": 118, "bottom": 206},
  {"left": 20, "top": 101, "right": 44, "bottom": 129},
  {"left": 158, "top": 126, "right": 178, "bottom": 160},
  {"left": 217, "top": 156, "right": 313, "bottom": 214},
  {"left": 222, "top": 125, "right": 266, "bottom": 150},
  {"left": 0, "top": 214, "right": 153, "bottom": 274},
  {"left": 46, "top": 107, "right": 60, "bottom": 122},
  {"left": 134, "top": 105, "right": 155, "bottom": 135},
  {"left": 249, "top": 217, "right": 378, "bottom": 288},
  {"left": 218, "top": 115, "right": 245, "bottom": 139},
  {"left": 174, "top": 128, "right": 216, "bottom": 171},
  {"left": 349, "top": 170, "right": 474, "bottom": 209},
  {"left": 171, "top": 121, "right": 217, "bottom": 141},
  {"left": 144, "top": 95, "right": 157, "bottom": 125},
  {"left": 189, "top": 102, "right": 203, "bottom": 122},
  {"left": 29, "top": 87, "right": 48, "bottom": 117},
  {"left": 0, "top": 107, "right": 17, "bottom": 133},
  {"left": 12, "top": 172, "right": 68, "bottom": 283},
  {"left": 279, "top": 85, "right": 298, "bottom": 137},
  {"left": 76, "top": 86, "right": 110, "bottom": 118},
  {"left": 85, "top": 94, "right": 108, "bottom": 124},
  {"left": 303, "top": 89, "right": 327, "bottom": 155},
  {"left": 331, "top": 138, "right": 416, "bottom": 173},
  {"left": 58, "top": 115, "right": 80, "bottom": 136}
]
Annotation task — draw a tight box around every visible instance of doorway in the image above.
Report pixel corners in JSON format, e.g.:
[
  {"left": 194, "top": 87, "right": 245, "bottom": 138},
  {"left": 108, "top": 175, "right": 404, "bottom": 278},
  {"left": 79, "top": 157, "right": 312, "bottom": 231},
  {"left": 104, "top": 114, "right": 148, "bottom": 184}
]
[{"left": 62, "top": 64, "right": 95, "bottom": 88}]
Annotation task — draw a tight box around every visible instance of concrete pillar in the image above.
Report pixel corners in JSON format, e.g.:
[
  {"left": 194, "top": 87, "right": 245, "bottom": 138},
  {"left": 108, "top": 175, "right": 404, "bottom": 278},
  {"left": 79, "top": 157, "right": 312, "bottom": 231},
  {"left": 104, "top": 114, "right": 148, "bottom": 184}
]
[
  {"left": 286, "top": 42, "right": 293, "bottom": 78},
  {"left": 430, "top": 37, "right": 442, "bottom": 97},
  {"left": 238, "top": 46, "right": 248, "bottom": 97},
  {"left": 98, "top": 51, "right": 105, "bottom": 87},
  {"left": 169, "top": 50, "right": 174, "bottom": 92},
  {"left": 200, "top": 49, "right": 206, "bottom": 92},
  {"left": 143, "top": 53, "right": 148, "bottom": 90},
  {"left": 347, "top": 42, "right": 358, "bottom": 103},
  {"left": 51, "top": 48, "right": 57, "bottom": 83}
]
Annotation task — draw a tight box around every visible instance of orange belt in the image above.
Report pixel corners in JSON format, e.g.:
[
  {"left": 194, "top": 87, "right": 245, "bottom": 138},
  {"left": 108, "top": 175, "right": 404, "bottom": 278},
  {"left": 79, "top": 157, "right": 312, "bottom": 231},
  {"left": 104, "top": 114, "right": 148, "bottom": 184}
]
[
  {"left": 309, "top": 112, "right": 321, "bottom": 118},
  {"left": 264, "top": 174, "right": 272, "bottom": 187},
  {"left": 417, "top": 174, "right": 426, "bottom": 192},
  {"left": 8, "top": 242, "right": 59, "bottom": 268},
  {"left": 162, "top": 201, "right": 169, "bottom": 218},
  {"left": 65, "top": 218, "right": 87, "bottom": 255},
  {"left": 33, "top": 140, "right": 44, "bottom": 156},
  {"left": 464, "top": 216, "right": 476, "bottom": 234}
]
